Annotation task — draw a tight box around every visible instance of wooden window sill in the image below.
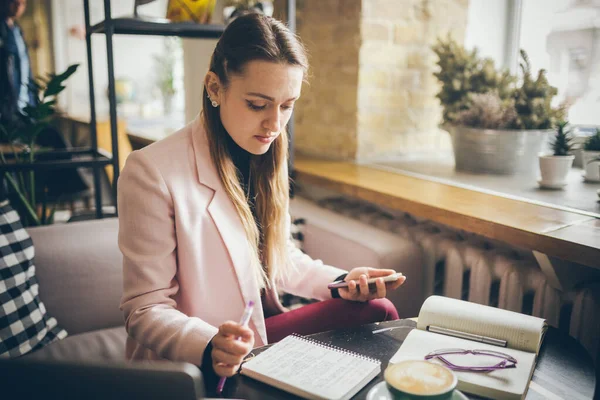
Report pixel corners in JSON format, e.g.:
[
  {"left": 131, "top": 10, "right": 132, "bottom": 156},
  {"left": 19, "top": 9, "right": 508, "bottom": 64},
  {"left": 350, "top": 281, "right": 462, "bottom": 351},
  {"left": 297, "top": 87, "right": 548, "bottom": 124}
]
[{"left": 294, "top": 155, "right": 600, "bottom": 269}]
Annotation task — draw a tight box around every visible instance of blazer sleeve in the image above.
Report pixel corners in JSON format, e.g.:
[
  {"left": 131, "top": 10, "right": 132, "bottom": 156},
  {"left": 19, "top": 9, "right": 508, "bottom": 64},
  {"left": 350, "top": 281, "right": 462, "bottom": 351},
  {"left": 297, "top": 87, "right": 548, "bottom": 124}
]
[
  {"left": 118, "top": 150, "right": 218, "bottom": 366},
  {"left": 276, "top": 213, "right": 347, "bottom": 301}
]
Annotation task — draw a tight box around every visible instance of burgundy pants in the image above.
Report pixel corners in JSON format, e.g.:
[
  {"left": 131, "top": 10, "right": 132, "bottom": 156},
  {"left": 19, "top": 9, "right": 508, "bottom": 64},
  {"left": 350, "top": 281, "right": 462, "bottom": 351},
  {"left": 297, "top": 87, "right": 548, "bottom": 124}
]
[{"left": 265, "top": 298, "right": 399, "bottom": 343}]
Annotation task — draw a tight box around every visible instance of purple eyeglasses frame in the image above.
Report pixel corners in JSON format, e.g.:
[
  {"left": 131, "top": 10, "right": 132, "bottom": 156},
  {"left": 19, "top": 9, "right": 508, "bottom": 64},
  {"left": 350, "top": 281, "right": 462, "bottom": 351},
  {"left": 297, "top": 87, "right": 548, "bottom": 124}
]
[{"left": 424, "top": 348, "right": 518, "bottom": 372}]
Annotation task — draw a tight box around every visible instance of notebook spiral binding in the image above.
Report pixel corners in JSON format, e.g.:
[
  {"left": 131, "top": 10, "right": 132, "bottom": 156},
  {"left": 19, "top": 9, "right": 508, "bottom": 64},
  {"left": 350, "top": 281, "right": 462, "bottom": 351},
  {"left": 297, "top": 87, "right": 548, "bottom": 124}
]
[{"left": 290, "top": 333, "right": 381, "bottom": 365}]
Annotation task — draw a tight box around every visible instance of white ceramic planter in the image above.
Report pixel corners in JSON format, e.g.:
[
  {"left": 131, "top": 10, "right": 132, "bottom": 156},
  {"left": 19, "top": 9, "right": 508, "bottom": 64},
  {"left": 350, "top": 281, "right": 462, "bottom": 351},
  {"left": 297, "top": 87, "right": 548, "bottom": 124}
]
[
  {"left": 538, "top": 155, "right": 575, "bottom": 188},
  {"left": 582, "top": 150, "right": 600, "bottom": 182}
]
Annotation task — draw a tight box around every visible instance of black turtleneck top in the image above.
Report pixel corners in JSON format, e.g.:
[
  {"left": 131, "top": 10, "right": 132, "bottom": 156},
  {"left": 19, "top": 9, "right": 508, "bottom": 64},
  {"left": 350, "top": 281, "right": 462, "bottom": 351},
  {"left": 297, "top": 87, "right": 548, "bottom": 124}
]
[
  {"left": 226, "top": 135, "right": 251, "bottom": 189},
  {"left": 225, "top": 133, "right": 259, "bottom": 228},
  {"left": 225, "top": 133, "right": 252, "bottom": 197}
]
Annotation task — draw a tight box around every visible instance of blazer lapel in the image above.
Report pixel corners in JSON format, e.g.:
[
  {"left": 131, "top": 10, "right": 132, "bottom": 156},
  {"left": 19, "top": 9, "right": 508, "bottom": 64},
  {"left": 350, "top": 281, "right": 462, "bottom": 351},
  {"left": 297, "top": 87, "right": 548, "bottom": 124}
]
[{"left": 190, "top": 117, "right": 267, "bottom": 345}]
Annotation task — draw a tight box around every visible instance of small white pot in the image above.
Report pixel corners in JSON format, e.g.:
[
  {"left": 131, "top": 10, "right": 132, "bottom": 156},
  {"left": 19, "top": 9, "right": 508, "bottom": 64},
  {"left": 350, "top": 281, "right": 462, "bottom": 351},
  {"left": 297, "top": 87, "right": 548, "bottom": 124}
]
[
  {"left": 538, "top": 155, "right": 575, "bottom": 187},
  {"left": 582, "top": 150, "right": 600, "bottom": 182}
]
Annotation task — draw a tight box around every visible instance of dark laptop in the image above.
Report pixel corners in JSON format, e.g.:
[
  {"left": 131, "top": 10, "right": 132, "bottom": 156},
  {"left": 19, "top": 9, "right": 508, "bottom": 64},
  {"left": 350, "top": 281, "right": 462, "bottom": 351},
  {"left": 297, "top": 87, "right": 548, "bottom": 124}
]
[{"left": 0, "top": 358, "right": 206, "bottom": 400}]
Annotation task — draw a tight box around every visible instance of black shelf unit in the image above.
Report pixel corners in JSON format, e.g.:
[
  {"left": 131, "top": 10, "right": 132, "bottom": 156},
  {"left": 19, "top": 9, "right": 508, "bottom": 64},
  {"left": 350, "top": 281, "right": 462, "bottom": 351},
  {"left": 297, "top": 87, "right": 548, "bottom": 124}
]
[
  {"left": 90, "top": 17, "right": 225, "bottom": 38},
  {"left": 0, "top": 148, "right": 112, "bottom": 172},
  {"left": 85, "top": 0, "right": 296, "bottom": 218}
]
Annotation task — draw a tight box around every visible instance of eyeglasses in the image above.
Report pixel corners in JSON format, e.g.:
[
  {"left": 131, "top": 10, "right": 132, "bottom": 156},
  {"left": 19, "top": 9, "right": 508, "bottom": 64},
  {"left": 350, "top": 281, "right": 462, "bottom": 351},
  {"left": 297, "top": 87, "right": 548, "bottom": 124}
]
[{"left": 424, "top": 348, "right": 518, "bottom": 372}]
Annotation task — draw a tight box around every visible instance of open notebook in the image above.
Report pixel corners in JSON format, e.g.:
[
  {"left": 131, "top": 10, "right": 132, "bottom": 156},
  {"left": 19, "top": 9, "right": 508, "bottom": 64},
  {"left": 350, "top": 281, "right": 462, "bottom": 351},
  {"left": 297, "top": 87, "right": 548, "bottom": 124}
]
[
  {"left": 240, "top": 334, "right": 381, "bottom": 400},
  {"left": 390, "top": 296, "right": 547, "bottom": 400}
]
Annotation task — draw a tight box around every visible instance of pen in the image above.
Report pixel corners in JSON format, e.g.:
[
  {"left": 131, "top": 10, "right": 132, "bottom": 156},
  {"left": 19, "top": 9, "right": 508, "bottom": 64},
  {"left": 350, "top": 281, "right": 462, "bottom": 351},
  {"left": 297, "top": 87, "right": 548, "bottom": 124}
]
[
  {"left": 216, "top": 300, "right": 255, "bottom": 395},
  {"left": 427, "top": 325, "right": 507, "bottom": 347}
]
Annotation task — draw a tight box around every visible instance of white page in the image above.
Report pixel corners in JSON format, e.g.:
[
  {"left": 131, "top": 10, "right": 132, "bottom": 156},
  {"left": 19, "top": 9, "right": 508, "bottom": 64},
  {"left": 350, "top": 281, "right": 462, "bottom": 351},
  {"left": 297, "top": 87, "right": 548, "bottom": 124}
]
[
  {"left": 417, "top": 296, "right": 546, "bottom": 353},
  {"left": 241, "top": 335, "right": 380, "bottom": 400},
  {"left": 390, "top": 330, "right": 536, "bottom": 400}
]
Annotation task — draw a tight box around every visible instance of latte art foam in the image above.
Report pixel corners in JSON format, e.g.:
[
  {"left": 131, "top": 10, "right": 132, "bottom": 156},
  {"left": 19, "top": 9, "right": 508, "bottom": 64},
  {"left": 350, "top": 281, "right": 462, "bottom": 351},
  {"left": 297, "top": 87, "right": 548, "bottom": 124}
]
[{"left": 385, "top": 360, "right": 455, "bottom": 395}]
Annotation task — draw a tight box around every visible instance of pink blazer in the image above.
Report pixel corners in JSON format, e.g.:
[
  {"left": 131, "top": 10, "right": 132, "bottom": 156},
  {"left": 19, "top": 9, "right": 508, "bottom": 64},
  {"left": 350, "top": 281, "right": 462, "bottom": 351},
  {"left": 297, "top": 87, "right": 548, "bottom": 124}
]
[{"left": 118, "top": 116, "right": 346, "bottom": 366}]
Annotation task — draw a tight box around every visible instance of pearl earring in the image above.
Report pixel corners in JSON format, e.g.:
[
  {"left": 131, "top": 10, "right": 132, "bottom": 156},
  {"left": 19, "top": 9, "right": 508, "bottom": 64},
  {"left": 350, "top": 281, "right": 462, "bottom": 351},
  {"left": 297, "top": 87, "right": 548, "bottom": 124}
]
[{"left": 208, "top": 93, "right": 218, "bottom": 108}]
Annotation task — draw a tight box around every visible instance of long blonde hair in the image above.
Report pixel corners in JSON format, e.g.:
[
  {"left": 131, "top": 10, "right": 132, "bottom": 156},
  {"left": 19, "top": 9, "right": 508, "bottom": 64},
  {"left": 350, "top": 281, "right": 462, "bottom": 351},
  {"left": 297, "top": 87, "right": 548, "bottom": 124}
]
[{"left": 202, "top": 13, "right": 309, "bottom": 289}]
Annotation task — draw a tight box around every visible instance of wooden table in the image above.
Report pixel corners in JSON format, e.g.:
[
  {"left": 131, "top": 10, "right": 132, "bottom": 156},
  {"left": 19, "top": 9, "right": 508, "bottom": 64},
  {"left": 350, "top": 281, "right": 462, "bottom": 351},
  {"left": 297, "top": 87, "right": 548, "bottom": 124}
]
[
  {"left": 219, "top": 319, "right": 596, "bottom": 400},
  {"left": 294, "top": 156, "right": 600, "bottom": 270}
]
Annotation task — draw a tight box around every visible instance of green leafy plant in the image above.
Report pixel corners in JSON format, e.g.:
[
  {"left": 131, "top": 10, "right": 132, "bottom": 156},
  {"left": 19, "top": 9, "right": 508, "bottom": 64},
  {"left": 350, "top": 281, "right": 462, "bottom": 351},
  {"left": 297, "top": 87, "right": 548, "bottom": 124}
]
[
  {"left": 433, "top": 37, "right": 565, "bottom": 130},
  {"left": 0, "top": 64, "right": 79, "bottom": 226},
  {"left": 550, "top": 121, "right": 573, "bottom": 156},
  {"left": 583, "top": 128, "right": 600, "bottom": 151}
]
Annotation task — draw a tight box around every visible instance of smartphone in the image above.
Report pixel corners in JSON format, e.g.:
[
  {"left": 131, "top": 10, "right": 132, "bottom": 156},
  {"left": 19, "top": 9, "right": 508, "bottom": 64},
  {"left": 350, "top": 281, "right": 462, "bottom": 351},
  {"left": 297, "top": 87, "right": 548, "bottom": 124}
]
[{"left": 327, "top": 272, "right": 403, "bottom": 289}]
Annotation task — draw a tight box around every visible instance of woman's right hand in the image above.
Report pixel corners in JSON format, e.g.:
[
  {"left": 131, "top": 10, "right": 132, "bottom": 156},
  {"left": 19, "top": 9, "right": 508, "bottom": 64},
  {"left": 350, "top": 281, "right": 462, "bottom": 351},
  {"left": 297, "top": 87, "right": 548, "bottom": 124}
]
[{"left": 211, "top": 321, "right": 255, "bottom": 377}]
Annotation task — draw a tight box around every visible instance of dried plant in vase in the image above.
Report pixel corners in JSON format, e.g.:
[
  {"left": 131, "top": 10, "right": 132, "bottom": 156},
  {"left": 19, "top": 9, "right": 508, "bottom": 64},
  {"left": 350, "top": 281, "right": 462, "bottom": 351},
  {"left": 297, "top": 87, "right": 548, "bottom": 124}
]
[
  {"left": 154, "top": 37, "right": 179, "bottom": 115},
  {"left": 454, "top": 92, "right": 517, "bottom": 130},
  {"left": 432, "top": 36, "right": 567, "bottom": 175}
]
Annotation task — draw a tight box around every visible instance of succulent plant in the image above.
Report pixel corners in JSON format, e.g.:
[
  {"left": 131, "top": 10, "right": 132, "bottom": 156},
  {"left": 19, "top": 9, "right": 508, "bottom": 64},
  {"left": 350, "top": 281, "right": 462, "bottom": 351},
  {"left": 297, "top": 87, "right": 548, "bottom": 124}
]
[
  {"left": 583, "top": 128, "right": 600, "bottom": 151},
  {"left": 550, "top": 121, "right": 573, "bottom": 156}
]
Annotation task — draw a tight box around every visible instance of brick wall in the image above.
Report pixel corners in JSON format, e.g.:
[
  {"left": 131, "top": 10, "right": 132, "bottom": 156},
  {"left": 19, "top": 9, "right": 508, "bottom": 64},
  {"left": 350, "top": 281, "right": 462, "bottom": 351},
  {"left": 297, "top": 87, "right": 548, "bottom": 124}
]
[
  {"left": 287, "top": 0, "right": 470, "bottom": 161},
  {"left": 288, "top": 0, "right": 362, "bottom": 160}
]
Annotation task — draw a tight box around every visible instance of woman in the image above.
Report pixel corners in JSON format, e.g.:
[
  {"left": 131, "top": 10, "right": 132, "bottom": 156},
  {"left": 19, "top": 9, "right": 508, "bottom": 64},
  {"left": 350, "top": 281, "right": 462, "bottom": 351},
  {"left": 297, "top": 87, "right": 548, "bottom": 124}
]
[{"left": 118, "top": 13, "right": 406, "bottom": 383}]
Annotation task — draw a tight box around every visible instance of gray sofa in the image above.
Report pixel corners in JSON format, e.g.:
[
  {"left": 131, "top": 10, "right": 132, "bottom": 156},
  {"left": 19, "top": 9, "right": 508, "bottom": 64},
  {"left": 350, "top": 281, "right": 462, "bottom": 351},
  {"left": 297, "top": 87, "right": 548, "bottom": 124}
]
[
  {"left": 24, "top": 218, "right": 126, "bottom": 362},
  {"left": 23, "top": 196, "right": 424, "bottom": 362}
]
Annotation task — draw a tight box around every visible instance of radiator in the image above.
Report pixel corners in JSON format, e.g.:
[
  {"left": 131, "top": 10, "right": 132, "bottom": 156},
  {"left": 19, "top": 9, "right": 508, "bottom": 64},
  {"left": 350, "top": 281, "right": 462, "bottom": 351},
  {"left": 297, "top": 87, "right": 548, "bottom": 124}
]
[{"left": 317, "top": 196, "right": 600, "bottom": 363}]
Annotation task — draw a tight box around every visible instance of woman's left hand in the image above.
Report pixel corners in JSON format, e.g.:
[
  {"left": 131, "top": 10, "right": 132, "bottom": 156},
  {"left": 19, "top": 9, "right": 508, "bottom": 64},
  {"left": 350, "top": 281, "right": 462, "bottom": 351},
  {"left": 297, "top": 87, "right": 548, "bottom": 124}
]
[{"left": 338, "top": 267, "right": 406, "bottom": 302}]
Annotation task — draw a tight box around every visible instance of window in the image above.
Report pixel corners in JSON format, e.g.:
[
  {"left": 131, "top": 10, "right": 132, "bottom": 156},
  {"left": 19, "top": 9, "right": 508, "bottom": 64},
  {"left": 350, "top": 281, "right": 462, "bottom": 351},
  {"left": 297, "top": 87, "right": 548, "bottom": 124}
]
[
  {"left": 520, "top": 0, "right": 600, "bottom": 127},
  {"left": 51, "top": 0, "right": 185, "bottom": 127}
]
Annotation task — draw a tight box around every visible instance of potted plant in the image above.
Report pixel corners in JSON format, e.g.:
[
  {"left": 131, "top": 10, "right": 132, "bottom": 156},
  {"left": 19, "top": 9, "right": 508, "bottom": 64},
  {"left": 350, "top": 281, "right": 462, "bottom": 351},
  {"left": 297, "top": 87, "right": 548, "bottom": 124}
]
[
  {"left": 0, "top": 64, "right": 79, "bottom": 226},
  {"left": 582, "top": 128, "right": 600, "bottom": 182},
  {"left": 451, "top": 92, "right": 521, "bottom": 173},
  {"left": 433, "top": 37, "right": 566, "bottom": 175},
  {"left": 538, "top": 121, "right": 574, "bottom": 189}
]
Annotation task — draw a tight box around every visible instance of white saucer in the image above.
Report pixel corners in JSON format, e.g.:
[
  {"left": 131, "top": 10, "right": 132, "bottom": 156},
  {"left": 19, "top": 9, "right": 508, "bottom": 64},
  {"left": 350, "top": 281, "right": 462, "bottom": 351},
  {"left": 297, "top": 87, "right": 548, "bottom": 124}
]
[
  {"left": 537, "top": 179, "right": 567, "bottom": 189},
  {"left": 366, "top": 381, "right": 469, "bottom": 400}
]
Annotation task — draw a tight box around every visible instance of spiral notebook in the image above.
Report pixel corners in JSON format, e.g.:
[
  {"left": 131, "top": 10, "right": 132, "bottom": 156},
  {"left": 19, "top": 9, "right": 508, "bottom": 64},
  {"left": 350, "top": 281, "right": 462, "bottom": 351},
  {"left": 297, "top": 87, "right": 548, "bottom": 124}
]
[{"left": 240, "top": 334, "right": 381, "bottom": 400}]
